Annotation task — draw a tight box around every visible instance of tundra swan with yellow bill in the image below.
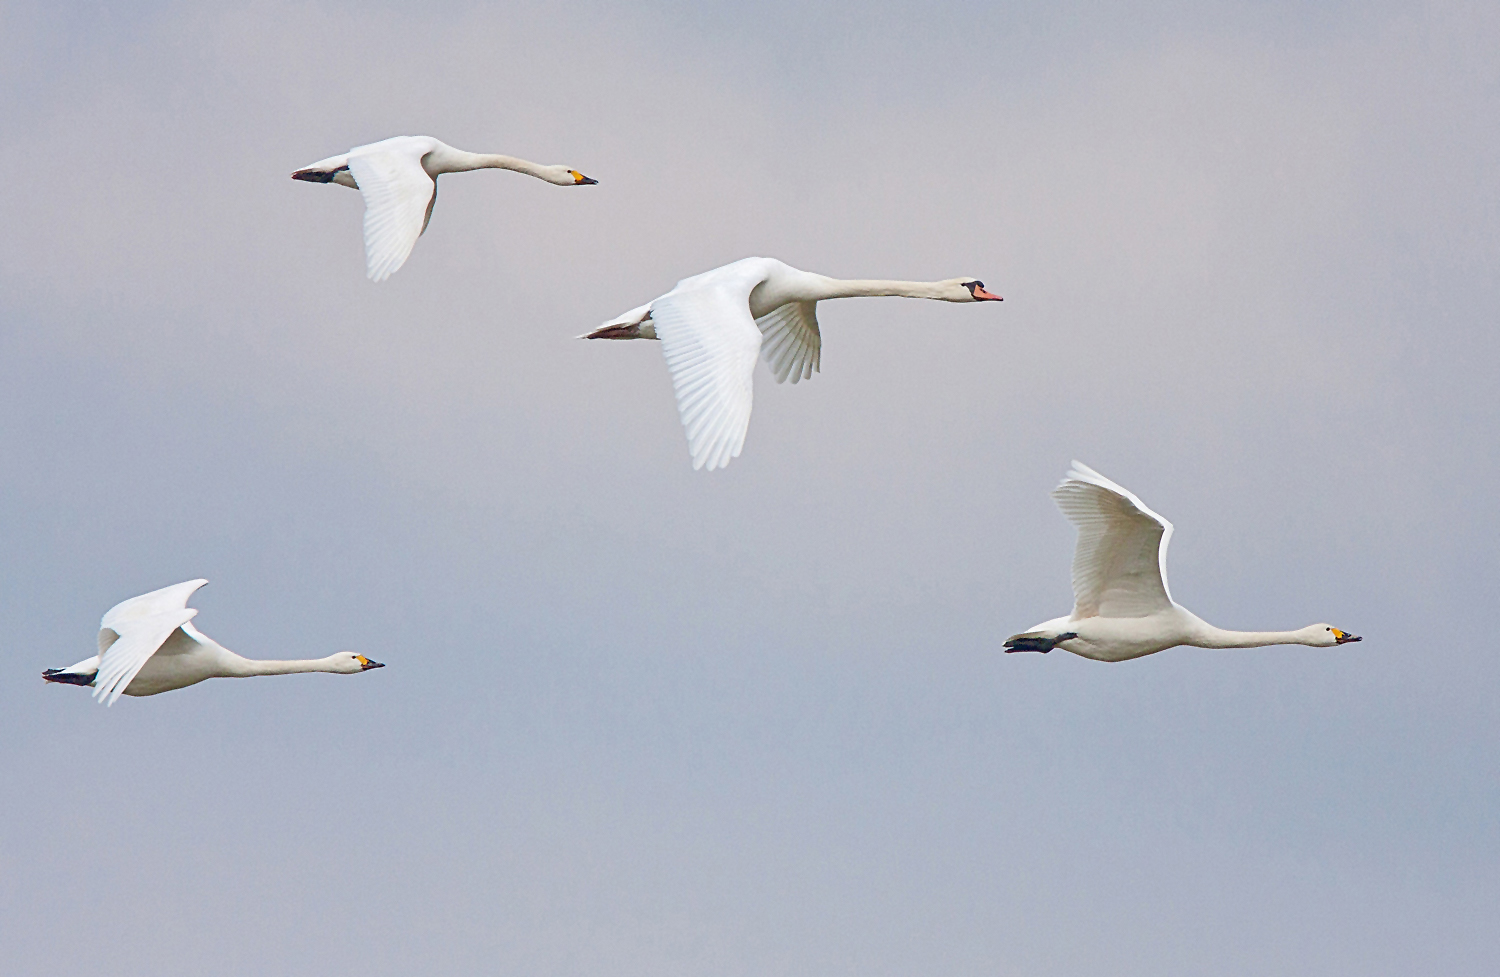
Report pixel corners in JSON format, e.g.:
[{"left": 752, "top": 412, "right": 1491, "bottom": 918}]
[
  {"left": 293, "top": 135, "right": 597, "bottom": 281},
  {"left": 42, "top": 579, "right": 383, "bottom": 705},
  {"left": 1005, "top": 462, "right": 1361, "bottom": 661}
]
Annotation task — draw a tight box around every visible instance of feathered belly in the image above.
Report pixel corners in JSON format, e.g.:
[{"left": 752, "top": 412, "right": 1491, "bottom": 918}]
[
  {"left": 125, "top": 654, "right": 219, "bottom": 697},
  {"left": 1061, "top": 614, "right": 1192, "bottom": 662}
]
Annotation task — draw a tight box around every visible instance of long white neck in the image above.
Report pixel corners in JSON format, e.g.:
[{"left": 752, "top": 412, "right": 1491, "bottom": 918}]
[
  {"left": 433, "top": 149, "right": 550, "bottom": 179},
  {"left": 805, "top": 276, "right": 956, "bottom": 301},
  {"left": 224, "top": 654, "right": 347, "bottom": 677},
  {"left": 1188, "top": 625, "right": 1320, "bottom": 649}
]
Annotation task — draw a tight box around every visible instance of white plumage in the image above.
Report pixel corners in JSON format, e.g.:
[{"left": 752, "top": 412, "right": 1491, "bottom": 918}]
[
  {"left": 584, "top": 257, "right": 1002, "bottom": 470},
  {"left": 1054, "top": 462, "right": 1176, "bottom": 619},
  {"left": 293, "top": 135, "right": 597, "bottom": 281},
  {"left": 1004, "top": 462, "right": 1362, "bottom": 661},
  {"left": 43, "top": 580, "right": 384, "bottom": 705},
  {"left": 92, "top": 579, "right": 207, "bottom": 705}
]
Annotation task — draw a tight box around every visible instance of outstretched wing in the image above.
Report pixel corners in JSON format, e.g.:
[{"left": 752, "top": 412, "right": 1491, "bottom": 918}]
[
  {"left": 98, "top": 579, "right": 208, "bottom": 651},
  {"left": 651, "top": 276, "right": 764, "bottom": 471},
  {"left": 755, "top": 301, "right": 820, "bottom": 384},
  {"left": 347, "top": 145, "right": 436, "bottom": 282},
  {"left": 94, "top": 608, "right": 198, "bottom": 706},
  {"left": 1052, "top": 461, "right": 1175, "bottom": 619},
  {"left": 94, "top": 579, "right": 208, "bottom": 705}
]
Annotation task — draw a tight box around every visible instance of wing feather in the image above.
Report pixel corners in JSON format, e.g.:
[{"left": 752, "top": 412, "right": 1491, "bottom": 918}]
[
  {"left": 347, "top": 149, "right": 436, "bottom": 282},
  {"left": 755, "top": 301, "right": 821, "bottom": 384},
  {"left": 92, "top": 579, "right": 209, "bottom": 704},
  {"left": 652, "top": 284, "right": 763, "bottom": 471},
  {"left": 93, "top": 609, "right": 197, "bottom": 706},
  {"left": 99, "top": 578, "right": 208, "bottom": 646},
  {"left": 1053, "top": 462, "right": 1175, "bottom": 619}
]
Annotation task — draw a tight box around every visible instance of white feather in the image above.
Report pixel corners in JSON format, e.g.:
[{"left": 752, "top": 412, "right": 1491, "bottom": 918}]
[
  {"left": 1052, "top": 461, "right": 1175, "bottom": 619},
  {"left": 345, "top": 138, "right": 438, "bottom": 282}
]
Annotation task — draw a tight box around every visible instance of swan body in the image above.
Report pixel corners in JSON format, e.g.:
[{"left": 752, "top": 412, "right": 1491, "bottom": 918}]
[
  {"left": 1005, "top": 462, "right": 1361, "bottom": 662},
  {"left": 293, "top": 135, "right": 597, "bottom": 281},
  {"left": 41, "top": 579, "right": 383, "bottom": 705},
  {"left": 584, "top": 257, "right": 1003, "bottom": 470}
]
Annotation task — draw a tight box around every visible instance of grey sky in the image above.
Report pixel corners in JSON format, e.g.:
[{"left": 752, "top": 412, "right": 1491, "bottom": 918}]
[{"left": 1, "top": 0, "right": 1496, "bottom": 974}]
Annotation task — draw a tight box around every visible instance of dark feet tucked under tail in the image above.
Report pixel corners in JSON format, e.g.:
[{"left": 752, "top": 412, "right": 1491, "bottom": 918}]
[
  {"left": 291, "top": 167, "right": 345, "bottom": 183},
  {"left": 1003, "top": 632, "right": 1078, "bottom": 654},
  {"left": 42, "top": 668, "right": 96, "bottom": 687}
]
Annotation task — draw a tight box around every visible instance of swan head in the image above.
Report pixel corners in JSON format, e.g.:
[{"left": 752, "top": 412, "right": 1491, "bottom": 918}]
[
  {"left": 1309, "top": 625, "right": 1361, "bottom": 647},
  {"left": 540, "top": 165, "right": 598, "bottom": 186},
  {"left": 330, "top": 652, "right": 386, "bottom": 673},
  {"left": 947, "top": 279, "right": 1003, "bottom": 302}
]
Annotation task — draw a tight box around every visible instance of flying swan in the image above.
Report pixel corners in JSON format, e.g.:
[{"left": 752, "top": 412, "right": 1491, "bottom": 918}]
[
  {"left": 293, "top": 135, "right": 598, "bottom": 281},
  {"left": 1005, "top": 462, "right": 1362, "bottom": 660},
  {"left": 42, "top": 579, "right": 384, "bottom": 705},
  {"left": 584, "top": 257, "right": 1003, "bottom": 470}
]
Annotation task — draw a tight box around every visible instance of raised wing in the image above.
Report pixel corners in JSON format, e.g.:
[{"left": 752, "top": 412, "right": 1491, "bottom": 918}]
[
  {"left": 652, "top": 280, "right": 764, "bottom": 471},
  {"left": 347, "top": 146, "right": 436, "bottom": 281},
  {"left": 98, "top": 578, "right": 208, "bottom": 653},
  {"left": 1052, "top": 461, "right": 1175, "bottom": 619},
  {"left": 755, "top": 301, "right": 820, "bottom": 384},
  {"left": 93, "top": 608, "right": 198, "bottom": 706}
]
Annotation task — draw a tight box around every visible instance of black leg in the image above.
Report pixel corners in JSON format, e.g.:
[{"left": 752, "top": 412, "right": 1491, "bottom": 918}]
[{"left": 42, "top": 668, "right": 96, "bottom": 686}]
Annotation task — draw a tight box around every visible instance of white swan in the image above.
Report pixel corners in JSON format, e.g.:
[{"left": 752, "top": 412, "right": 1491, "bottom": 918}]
[
  {"left": 584, "top": 257, "right": 1003, "bottom": 470},
  {"left": 293, "top": 135, "right": 598, "bottom": 281},
  {"left": 41, "top": 579, "right": 383, "bottom": 705},
  {"left": 1005, "top": 462, "right": 1362, "bottom": 661}
]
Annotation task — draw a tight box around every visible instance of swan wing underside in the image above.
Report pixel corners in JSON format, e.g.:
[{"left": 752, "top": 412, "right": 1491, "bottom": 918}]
[
  {"left": 1053, "top": 461, "right": 1175, "bottom": 619},
  {"left": 347, "top": 149, "right": 436, "bottom": 281},
  {"left": 755, "top": 301, "right": 821, "bottom": 384},
  {"left": 651, "top": 284, "right": 763, "bottom": 471},
  {"left": 93, "top": 609, "right": 198, "bottom": 706}
]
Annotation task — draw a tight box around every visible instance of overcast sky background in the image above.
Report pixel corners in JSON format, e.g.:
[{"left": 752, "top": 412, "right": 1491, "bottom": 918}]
[{"left": 0, "top": 0, "right": 1496, "bottom": 974}]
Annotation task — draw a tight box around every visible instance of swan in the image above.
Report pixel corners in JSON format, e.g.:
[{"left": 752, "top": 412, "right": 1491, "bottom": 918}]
[
  {"left": 293, "top": 135, "right": 598, "bottom": 281},
  {"left": 1004, "top": 462, "right": 1362, "bottom": 661},
  {"left": 583, "top": 257, "right": 1003, "bottom": 470},
  {"left": 41, "top": 579, "right": 383, "bottom": 705}
]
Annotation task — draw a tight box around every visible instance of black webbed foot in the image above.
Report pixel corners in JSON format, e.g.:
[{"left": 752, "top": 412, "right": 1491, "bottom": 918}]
[
  {"left": 291, "top": 167, "right": 346, "bottom": 183},
  {"left": 42, "top": 668, "right": 96, "bottom": 686}
]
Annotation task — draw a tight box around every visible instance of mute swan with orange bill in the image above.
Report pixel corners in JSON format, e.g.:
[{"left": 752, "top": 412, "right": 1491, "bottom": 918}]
[
  {"left": 293, "top": 135, "right": 597, "bottom": 281},
  {"left": 42, "top": 580, "right": 383, "bottom": 705},
  {"left": 584, "top": 257, "right": 1002, "bottom": 470},
  {"left": 1005, "top": 462, "right": 1361, "bottom": 661}
]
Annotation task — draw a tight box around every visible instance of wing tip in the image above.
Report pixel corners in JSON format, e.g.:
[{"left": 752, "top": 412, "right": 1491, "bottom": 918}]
[
  {"left": 1063, "top": 459, "right": 1100, "bottom": 483},
  {"left": 1057, "top": 460, "right": 1126, "bottom": 498}
]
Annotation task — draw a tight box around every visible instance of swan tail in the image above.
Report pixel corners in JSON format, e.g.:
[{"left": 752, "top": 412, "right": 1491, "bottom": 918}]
[
  {"left": 42, "top": 667, "right": 97, "bottom": 687},
  {"left": 1002, "top": 631, "right": 1078, "bottom": 654},
  {"left": 581, "top": 320, "right": 651, "bottom": 340},
  {"left": 580, "top": 304, "right": 656, "bottom": 340},
  {"left": 291, "top": 164, "right": 357, "bottom": 189}
]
